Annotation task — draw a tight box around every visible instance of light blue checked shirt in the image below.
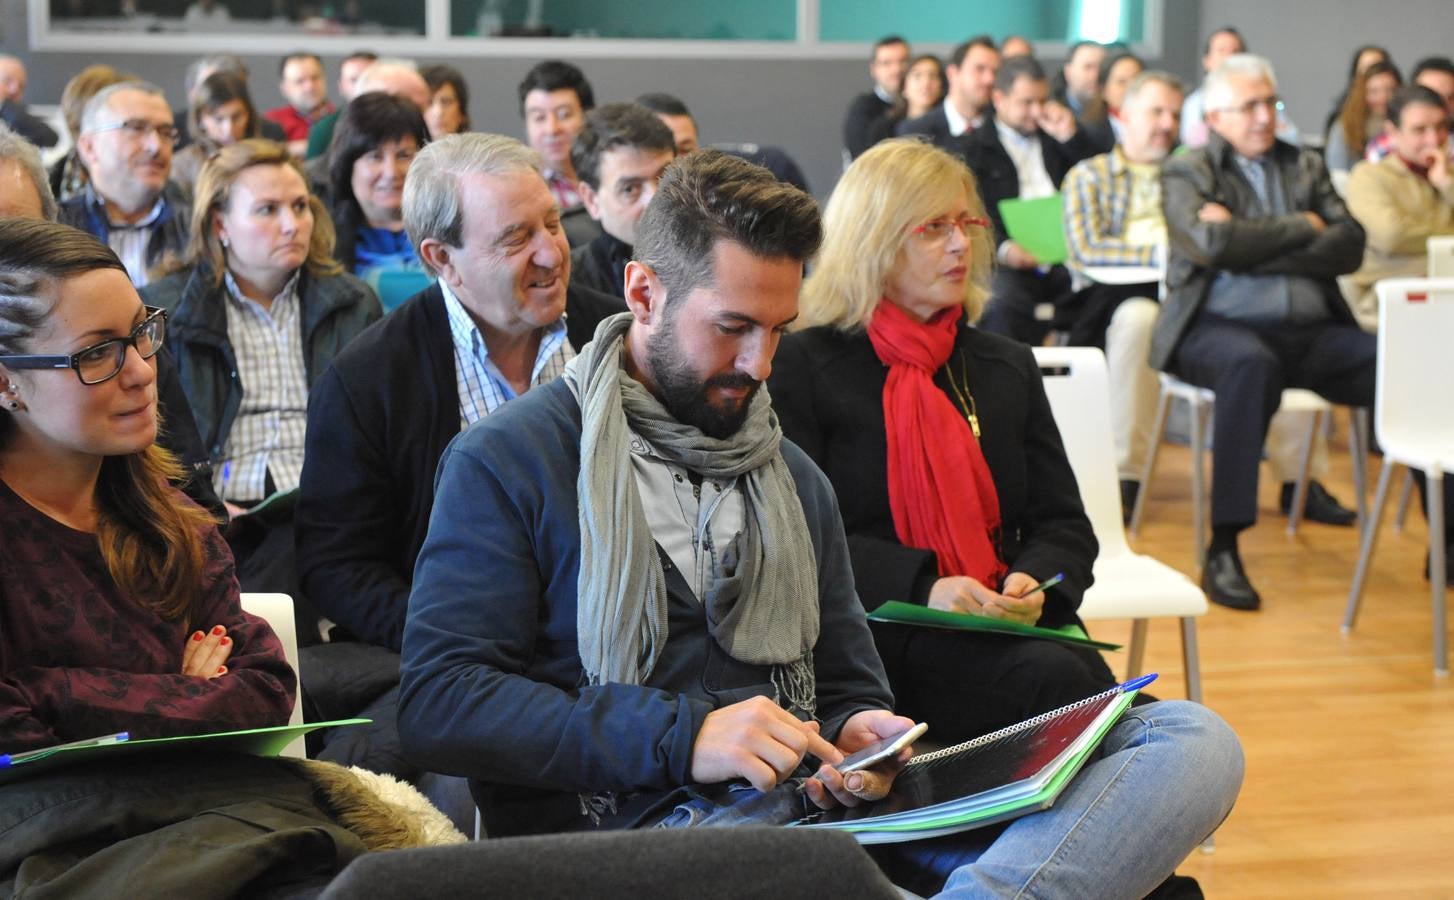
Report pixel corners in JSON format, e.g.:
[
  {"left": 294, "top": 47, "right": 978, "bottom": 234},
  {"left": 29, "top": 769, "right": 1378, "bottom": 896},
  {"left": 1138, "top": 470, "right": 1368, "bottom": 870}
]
[{"left": 441, "top": 281, "right": 574, "bottom": 429}]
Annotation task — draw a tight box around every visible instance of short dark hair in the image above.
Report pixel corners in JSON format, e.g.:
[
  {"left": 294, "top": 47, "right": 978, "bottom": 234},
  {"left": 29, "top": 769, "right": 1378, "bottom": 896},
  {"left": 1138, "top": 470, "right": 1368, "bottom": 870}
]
[
  {"left": 1066, "top": 40, "right": 1103, "bottom": 63},
  {"left": 1388, "top": 85, "right": 1447, "bottom": 126},
  {"left": 873, "top": 35, "right": 908, "bottom": 59},
  {"left": 995, "top": 55, "right": 1046, "bottom": 94},
  {"left": 1099, "top": 51, "right": 1144, "bottom": 88},
  {"left": 516, "top": 60, "right": 595, "bottom": 116},
  {"left": 329, "top": 93, "right": 430, "bottom": 224},
  {"left": 345, "top": 50, "right": 379, "bottom": 65},
  {"left": 571, "top": 103, "right": 676, "bottom": 191},
  {"left": 1412, "top": 56, "right": 1454, "bottom": 83},
  {"left": 636, "top": 92, "right": 694, "bottom": 121},
  {"left": 279, "top": 52, "right": 322, "bottom": 77},
  {"left": 633, "top": 149, "right": 821, "bottom": 305},
  {"left": 949, "top": 35, "right": 997, "bottom": 69},
  {"left": 1202, "top": 26, "right": 1244, "bottom": 56},
  {"left": 421, "top": 64, "right": 471, "bottom": 132}
]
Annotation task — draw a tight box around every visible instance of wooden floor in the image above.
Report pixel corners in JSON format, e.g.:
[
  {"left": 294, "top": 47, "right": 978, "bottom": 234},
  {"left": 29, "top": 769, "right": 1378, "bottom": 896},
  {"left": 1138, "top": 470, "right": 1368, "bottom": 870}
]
[{"left": 1091, "top": 416, "right": 1453, "bottom": 898}]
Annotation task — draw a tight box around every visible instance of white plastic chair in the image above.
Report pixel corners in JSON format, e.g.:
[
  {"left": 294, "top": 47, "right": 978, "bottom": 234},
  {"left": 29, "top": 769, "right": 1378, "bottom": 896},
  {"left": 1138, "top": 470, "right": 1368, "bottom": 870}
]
[
  {"left": 1343, "top": 279, "right": 1454, "bottom": 675},
  {"left": 1034, "top": 347, "right": 1209, "bottom": 702},
  {"left": 239, "top": 592, "right": 306, "bottom": 757},
  {"left": 1393, "top": 237, "right": 1454, "bottom": 531}
]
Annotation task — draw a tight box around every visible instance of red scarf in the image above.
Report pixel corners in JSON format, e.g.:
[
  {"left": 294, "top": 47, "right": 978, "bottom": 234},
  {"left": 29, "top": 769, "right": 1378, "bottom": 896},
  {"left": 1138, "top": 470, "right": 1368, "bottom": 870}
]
[{"left": 867, "top": 301, "right": 1007, "bottom": 586}]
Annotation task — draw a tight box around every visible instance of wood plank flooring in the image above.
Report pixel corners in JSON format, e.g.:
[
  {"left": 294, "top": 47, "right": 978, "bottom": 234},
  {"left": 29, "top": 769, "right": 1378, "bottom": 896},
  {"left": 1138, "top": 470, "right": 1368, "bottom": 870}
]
[{"left": 1092, "top": 417, "right": 1453, "bottom": 898}]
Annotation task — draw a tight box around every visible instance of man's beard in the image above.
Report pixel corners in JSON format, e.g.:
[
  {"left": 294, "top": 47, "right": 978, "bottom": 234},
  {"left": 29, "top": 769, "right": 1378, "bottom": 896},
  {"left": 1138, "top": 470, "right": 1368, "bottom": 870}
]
[{"left": 645, "top": 313, "right": 760, "bottom": 440}]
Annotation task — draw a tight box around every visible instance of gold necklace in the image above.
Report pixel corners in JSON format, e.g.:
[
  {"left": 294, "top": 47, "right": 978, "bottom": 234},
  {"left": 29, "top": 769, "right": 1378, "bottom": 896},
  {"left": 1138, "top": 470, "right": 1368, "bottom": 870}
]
[{"left": 943, "top": 351, "right": 981, "bottom": 440}]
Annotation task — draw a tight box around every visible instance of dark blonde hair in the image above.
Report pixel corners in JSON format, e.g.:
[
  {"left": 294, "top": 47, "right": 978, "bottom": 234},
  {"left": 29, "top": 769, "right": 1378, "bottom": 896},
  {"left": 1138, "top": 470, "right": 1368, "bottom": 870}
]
[
  {"left": 1337, "top": 61, "right": 1402, "bottom": 160},
  {"left": 0, "top": 219, "right": 215, "bottom": 621},
  {"left": 184, "top": 139, "right": 341, "bottom": 288}
]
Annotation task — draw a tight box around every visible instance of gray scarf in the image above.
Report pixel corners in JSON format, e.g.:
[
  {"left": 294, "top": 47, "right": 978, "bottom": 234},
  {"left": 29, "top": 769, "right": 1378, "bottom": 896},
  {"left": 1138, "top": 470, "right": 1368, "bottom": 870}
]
[{"left": 563, "top": 312, "right": 819, "bottom": 716}]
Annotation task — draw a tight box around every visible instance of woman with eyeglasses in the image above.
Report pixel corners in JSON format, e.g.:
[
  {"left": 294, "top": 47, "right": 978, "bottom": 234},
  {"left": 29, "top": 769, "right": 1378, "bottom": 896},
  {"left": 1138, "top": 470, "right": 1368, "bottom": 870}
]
[
  {"left": 170, "top": 71, "right": 263, "bottom": 196},
  {"left": 768, "top": 139, "right": 1122, "bottom": 743}
]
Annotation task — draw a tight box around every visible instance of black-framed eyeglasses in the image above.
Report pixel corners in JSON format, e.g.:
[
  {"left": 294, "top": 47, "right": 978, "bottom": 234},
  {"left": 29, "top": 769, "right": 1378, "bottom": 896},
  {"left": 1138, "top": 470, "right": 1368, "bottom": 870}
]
[
  {"left": 86, "top": 119, "right": 181, "bottom": 145},
  {"left": 0, "top": 307, "right": 167, "bottom": 385}
]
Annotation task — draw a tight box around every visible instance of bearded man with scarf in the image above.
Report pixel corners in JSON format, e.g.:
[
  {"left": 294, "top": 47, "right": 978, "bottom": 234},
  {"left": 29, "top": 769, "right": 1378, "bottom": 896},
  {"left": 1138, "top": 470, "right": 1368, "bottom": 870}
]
[{"left": 398, "top": 150, "right": 1243, "bottom": 899}]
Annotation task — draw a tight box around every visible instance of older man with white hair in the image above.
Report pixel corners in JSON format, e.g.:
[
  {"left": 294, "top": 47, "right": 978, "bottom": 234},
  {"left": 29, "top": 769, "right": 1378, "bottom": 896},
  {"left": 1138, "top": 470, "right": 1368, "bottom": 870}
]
[
  {"left": 57, "top": 80, "right": 189, "bottom": 287},
  {"left": 1157, "top": 54, "right": 1371, "bottom": 611}
]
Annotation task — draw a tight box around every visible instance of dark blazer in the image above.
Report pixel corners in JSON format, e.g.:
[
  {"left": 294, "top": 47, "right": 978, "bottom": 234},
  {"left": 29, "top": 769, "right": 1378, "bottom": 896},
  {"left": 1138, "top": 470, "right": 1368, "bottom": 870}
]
[
  {"left": 569, "top": 231, "right": 631, "bottom": 300},
  {"left": 768, "top": 322, "right": 1096, "bottom": 629},
  {"left": 959, "top": 118, "right": 1095, "bottom": 246},
  {"left": 295, "top": 281, "right": 625, "bottom": 651},
  {"left": 0, "top": 99, "right": 58, "bottom": 148},
  {"left": 58, "top": 182, "right": 192, "bottom": 282},
  {"left": 1153, "top": 133, "right": 1365, "bottom": 370},
  {"left": 896, "top": 105, "right": 959, "bottom": 148},
  {"left": 842, "top": 91, "right": 895, "bottom": 159}
]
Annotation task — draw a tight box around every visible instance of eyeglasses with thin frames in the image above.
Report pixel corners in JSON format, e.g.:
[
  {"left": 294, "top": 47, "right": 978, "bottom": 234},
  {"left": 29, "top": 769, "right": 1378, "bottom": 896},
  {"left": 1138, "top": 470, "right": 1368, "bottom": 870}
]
[
  {"left": 86, "top": 119, "right": 181, "bottom": 145},
  {"left": 910, "top": 213, "right": 991, "bottom": 243},
  {"left": 1213, "top": 96, "right": 1285, "bottom": 117},
  {"left": 0, "top": 307, "right": 167, "bottom": 386}
]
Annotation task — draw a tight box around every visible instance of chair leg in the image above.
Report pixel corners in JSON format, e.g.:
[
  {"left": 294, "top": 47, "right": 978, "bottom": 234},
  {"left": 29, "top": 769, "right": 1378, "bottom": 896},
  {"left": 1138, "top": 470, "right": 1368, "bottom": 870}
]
[
  {"left": 1190, "top": 397, "right": 1209, "bottom": 569},
  {"left": 1286, "top": 408, "right": 1321, "bottom": 535},
  {"left": 474, "top": 807, "right": 485, "bottom": 841},
  {"left": 1343, "top": 460, "right": 1397, "bottom": 633},
  {"left": 1180, "top": 616, "right": 1203, "bottom": 705},
  {"left": 1427, "top": 471, "right": 1447, "bottom": 677},
  {"left": 1394, "top": 469, "right": 1416, "bottom": 533},
  {"left": 1131, "top": 385, "right": 1172, "bottom": 538},
  {"left": 1349, "top": 409, "right": 1370, "bottom": 528},
  {"left": 1126, "top": 619, "right": 1148, "bottom": 680}
]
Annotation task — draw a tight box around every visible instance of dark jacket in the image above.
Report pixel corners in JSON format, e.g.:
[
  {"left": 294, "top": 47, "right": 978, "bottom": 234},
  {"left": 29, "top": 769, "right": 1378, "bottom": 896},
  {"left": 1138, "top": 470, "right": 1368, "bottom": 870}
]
[
  {"left": 896, "top": 105, "right": 962, "bottom": 149},
  {"left": 0, "top": 99, "right": 58, "bottom": 148},
  {"left": 140, "top": 261, "right": 382, "bottom": 463},
  {"left": 397, "top": 378, "right": 893, "bottom": 837},
  {"left": 155, "top": 346, "right": 226, "bottom": 519},
  {"left": 842, "top": 91, "right": 895, "bottom": 159},
  {"left": 570, "top": 231, "right": 631, "bottom": 299},
  {"left": 296, "top": 282, "right": 625, "bottom": 652},
  {"left": 1153, "top": 133, "right": 1366, "bottom": 370},
  {"left": 58, "top": 181, "right": 192, "bottom": 283},
  {"left": 959, "top": 118, "right": 1095, "bottom": 247},
  {"left": 768, "top": 322, "right": 1096, "bottom": 630}
]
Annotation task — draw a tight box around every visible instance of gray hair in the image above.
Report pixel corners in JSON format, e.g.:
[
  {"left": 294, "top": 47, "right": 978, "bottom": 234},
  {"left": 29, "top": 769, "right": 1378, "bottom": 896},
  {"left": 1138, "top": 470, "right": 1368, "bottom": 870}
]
[
  {"left": 0, "top": 124, "right": 58, "bottom": 221},
  {"left": 403, "top": 132, "right": 543, "bottom": 275},
  {"left": 184, "top": 53, "right": 247, "bottom": 96},
  {"left": 80, "top": 80, "right": 168, "bottom": 134},
  {"left": 1122, "top": 70, "right": 1185, "bottom": 111},
  {"left": 1204, "top": 53, "right": 1278, "bottom": 111}
]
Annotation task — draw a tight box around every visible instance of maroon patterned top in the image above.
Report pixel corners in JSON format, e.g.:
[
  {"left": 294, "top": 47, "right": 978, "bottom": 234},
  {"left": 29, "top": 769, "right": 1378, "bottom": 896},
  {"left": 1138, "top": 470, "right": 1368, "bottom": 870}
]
[{"left": 0, "top": 479, "right": 296, "bottom": 754}]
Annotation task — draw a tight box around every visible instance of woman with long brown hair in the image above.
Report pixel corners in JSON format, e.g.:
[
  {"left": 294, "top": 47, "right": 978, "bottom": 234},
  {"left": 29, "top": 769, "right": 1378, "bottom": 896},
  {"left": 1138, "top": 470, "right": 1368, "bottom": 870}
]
[
  {"left": 170, "top": 70, "right": 264, "bottom": 195},
  {"left": 1326, "top": 59, "right": 1402, "bottom": 170}
]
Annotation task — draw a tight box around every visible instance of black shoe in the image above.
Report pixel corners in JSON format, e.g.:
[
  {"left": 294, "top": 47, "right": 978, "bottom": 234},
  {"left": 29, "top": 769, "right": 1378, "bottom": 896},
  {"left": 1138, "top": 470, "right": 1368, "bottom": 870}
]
[
  {"left": 1201, "top": 549, "right": 1262, "bottom": 610},
  {"left": 1120, "top": 479, "right": 1140, "bottom": 526},
  {"left": 1279, "top": 480, "right": 1357, "bottom": 526}
]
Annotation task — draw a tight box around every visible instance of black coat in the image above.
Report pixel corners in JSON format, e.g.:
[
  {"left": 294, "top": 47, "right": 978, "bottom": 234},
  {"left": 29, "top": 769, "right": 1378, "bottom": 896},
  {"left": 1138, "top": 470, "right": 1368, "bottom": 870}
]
[
  {"left": 768, "top": 322, "right": 1096, "bottom": 629},
  {"left": 295, "top": 281, "right": 624, "bottom": 651},
  {"left": 842, "top": 91, "right": 895, "bottom": 159},
  {"left": 569, "top": 231, "right": 631, "bottom": 300},
  {"left": 959, "top": 119, "right": 1095, "bottom": 247},
  {"left": 896, "top": 105, "right": 961, "bottom": 149}
]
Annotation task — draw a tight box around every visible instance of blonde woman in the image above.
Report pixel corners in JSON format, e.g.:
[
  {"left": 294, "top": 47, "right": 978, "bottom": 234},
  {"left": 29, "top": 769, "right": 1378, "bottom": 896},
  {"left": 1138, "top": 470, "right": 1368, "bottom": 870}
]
[{"left": 769, "top": 138, "right": 1126, "bottom": 742}]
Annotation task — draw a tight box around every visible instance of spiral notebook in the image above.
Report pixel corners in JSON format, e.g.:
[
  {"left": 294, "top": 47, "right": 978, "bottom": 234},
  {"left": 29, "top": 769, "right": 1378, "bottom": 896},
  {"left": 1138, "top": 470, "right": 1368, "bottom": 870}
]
[{"left": 790, "top": 676, "right": 1153, "bottom": 844}]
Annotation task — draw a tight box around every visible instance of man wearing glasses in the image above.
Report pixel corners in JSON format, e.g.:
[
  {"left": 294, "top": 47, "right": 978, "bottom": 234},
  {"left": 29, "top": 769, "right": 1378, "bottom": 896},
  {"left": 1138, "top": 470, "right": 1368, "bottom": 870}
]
[
  {"left": 59, "top": 81, "right": 189, "bottom": 288},
  {"left": 1157, "top": 54, "right": 1373, "bottom": 611}
]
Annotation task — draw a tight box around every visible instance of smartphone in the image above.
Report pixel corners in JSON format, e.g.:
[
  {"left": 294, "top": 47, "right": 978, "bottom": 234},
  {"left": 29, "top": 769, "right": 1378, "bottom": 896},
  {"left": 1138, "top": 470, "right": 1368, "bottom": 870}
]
[{"left": 832, "top": 722, "right": 928, "bottom": 775}]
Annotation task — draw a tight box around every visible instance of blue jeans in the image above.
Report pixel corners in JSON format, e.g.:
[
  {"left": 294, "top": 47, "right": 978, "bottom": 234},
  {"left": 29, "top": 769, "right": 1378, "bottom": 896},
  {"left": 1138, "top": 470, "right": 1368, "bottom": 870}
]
[{"left": 877, "top": 700, "right": 1244, "bottom": 899}]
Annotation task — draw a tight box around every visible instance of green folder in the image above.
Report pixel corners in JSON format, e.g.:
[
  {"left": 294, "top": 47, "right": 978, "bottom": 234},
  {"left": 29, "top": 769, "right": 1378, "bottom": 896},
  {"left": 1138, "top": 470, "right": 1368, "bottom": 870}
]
[
  {"left": 867, "top": 600, "right": 1121, "bottom": 651},
  {"left": 998, "top": 194, "right": 1069, "bottom": 265},
  {"left": 0, "top": 718, "right": 370, "bottom": 783}
]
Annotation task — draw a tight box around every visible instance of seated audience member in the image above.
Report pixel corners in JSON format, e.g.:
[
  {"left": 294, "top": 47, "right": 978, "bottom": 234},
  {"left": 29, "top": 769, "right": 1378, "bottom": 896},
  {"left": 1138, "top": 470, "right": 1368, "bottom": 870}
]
[
  {"left": 1325, "top": 60, "right": 1402, "bottom": 171},
  {"left": 327, "top": 93, "right": 430, "bottom": 297},
  {"left": 1322, "top": 44, "right": 1392, "bottom": 149},
  {"left": 49, "top": 65, "right": 130, "bottom": 202},
  {"left": 1001, "top": 35, "right": 1033, "bottom": 59},
  {"left": 901, "top": 54, "right": 947, "bottom": 124},
  {"left": 1365, "top": 57, "right": 1454, "bottom": 162},
  {"left": 1055, "top": 40, "right": 1106, "bottom": 119},
  {"left": 174, "top": 54, "right": 286, "bottom": 151},
  {"left": 306, "top": 58, "right": 429, "bottom": 161},
  {"left": 1181, "top": 27, "right": 1301, "bottom": 149},
  {"left": 265, "top": 52, "right": 334, "bottom": 159},
  {"left": 338, "top": 50, "right": 379, "bottom": 105},
  {"left": 898, "top": 35, "right": 1000, "bottom": 146},
  {"left": 1, "top": 123, "right": 223, "bottom": 519},
  {"left": 59, "top": 81, "right": 189, "bottom": 288},
  {"left": 0, "top": 55, "right": 58, "bottom": 148},
  {"left": 518, "top": 60, "right": 597, "bottom": 246},
  {"left": 1343, "top": 85, "right": 1454, "bottom": 328},
  {"left": 142, "top": 139, "right": 381, "bottom": 635},
  {"left": 171, "top": 72, "right": 262, "bottom": 195},
  {"left": 770, "top": 138, "right": 1129, "bottom": 741},
  {"left": 1079, "top": 51, "right": 1144, "bottom": 154},
  {"left": 964, "top": 56, "right": 1093, "bottom": 345},
  {"left": 637, "top": 91, "right": 699, "bottom": 155},
  {"left": 634, "top": 91, "right": 811, "bottom": 193},
  {"left": 570, "top": 103, "right": 676, "bottom": 299},
  {"left": 295, "top": 134, "right": 620, "bottom": 820},
  {"left": 1157, "top": 54, "right": 1377, "bottom": 610},
  {"left": 420, "top": 64, "right": 470, "bottom": 139},
  {"left": 842, "top": 35, "right": 909, "bottom": 160},
  {"left": 396, "top": 149, "right": 1242, "bottom": 898}
]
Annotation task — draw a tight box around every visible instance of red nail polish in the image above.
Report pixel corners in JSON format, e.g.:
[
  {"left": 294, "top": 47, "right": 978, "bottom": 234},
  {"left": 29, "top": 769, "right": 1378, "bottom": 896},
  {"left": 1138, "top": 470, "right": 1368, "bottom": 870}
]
[
  {"left": 211, "top": 625, "right": 225, "bottom": 636},
  {"left": 216, "top": 665, "right": 227, "bottom": 675},
  {"left": 219, "top": 636, "right": 230, "bottom": 646},
  {"left": 192, "top": 631, "right": 204, "bottom": 641}
]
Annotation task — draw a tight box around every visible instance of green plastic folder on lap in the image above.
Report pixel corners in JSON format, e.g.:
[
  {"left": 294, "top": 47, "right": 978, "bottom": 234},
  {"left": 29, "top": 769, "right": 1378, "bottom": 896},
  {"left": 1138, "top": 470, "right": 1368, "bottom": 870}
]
[
  {"left": 998, "top": 195, "right": 1069, "bottom": 265},
  {"left": 0, "top": 718, "right": 369, "bottom": 783},
  {"left": 868, "top": 600, "right": 1121, "bottom": 651}
]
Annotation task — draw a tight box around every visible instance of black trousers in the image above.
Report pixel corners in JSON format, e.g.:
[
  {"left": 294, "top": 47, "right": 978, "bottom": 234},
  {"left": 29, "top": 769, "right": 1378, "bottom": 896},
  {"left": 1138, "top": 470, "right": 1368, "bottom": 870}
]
[
  {"left": 978, "top": 265, "right": 1075, "bottom": 346},
  {"left": 1170, "top": 314, "right": 1376, "bottom": 529}
]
